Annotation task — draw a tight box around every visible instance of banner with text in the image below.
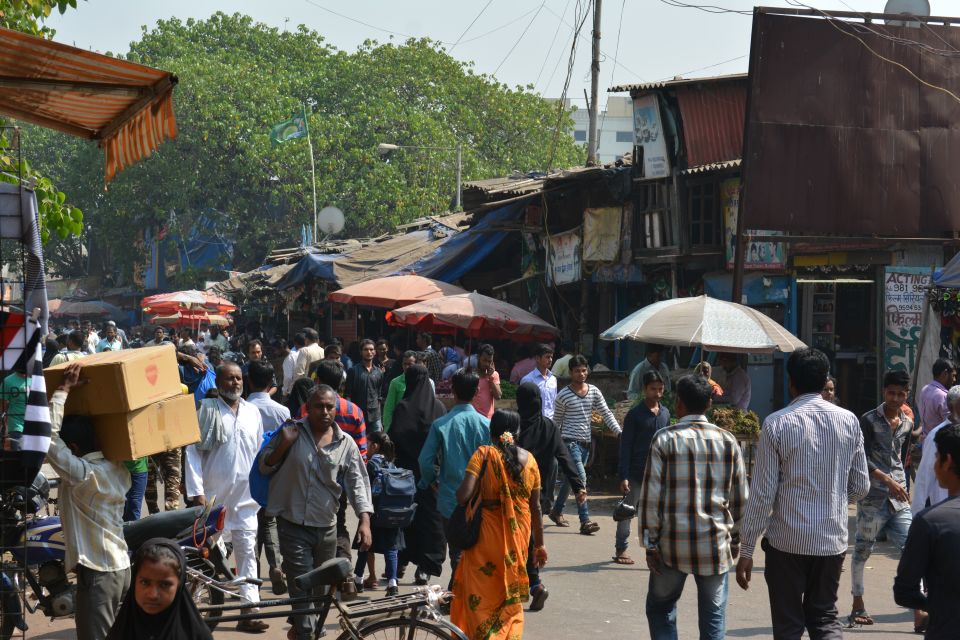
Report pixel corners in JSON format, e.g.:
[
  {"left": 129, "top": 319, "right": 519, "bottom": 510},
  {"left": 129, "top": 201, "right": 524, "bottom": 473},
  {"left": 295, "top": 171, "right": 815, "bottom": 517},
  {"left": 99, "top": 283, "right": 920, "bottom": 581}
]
[
  {"left": 548, "top": 227, "right": 582, "bottom": 286},
  {"left": 884, "top": 266, "right": 931, "bottom": 374}
]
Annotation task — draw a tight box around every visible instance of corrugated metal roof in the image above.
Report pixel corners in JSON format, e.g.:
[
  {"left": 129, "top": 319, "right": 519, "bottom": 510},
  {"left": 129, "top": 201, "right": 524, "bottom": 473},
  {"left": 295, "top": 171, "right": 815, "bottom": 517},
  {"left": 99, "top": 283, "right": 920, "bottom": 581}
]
[
  {"left": 462, "top": 164, "right": 630, "bottom": 206},
  {"left": 608, "top": 73, "right": 747, "bottom": 94},
  {"left": 675, "top": 79, "right": 747, "bottom": 169},
  {"left": 681, "top": 159, "right": 742, "bottom": 175}
]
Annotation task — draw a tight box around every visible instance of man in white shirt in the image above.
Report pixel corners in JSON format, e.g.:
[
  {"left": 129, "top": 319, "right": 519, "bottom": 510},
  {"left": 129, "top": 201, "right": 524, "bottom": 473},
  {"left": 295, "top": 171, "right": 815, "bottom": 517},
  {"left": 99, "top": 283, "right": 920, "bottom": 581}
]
[
  {"left": 294, "top": 327, "right": 324, "bottom": 381},
  {"left": 83, "top": 322, "right": 99, "bottom": 354},
  {"left": 281, "top": 333, "right": 304, "bottom": 399},
  {"left": 520, "top": 343, "right": 558, "bottom": 419},
  {"left": 185, "top": 362, "right": 268, "bottom": 633},
  {"left": 47, "top": 362, "right": 131, "bottom": 640},
  {"left": 49, "top": 330, "right": 86, "bottom": 366},
  {"left": 144, "top": 326, "right": 168, "bottom": 347},
  {"left": 914, "top": 384, "right": 960, "bottom": 513}
]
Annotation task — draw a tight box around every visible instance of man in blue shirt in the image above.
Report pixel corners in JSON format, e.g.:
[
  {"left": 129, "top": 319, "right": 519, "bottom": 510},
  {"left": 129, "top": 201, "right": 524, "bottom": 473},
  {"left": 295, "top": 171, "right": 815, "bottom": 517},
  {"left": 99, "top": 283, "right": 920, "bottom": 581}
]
[{"left": 418, "top": 368, "right": 490, "bottom": 582}]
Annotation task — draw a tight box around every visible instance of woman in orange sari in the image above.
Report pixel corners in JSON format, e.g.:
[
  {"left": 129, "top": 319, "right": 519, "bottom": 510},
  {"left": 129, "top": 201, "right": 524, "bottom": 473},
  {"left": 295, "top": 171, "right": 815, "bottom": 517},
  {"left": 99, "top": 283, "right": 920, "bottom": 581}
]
[{"left": 451, "top": 410, "right": 547, "bottom": 640}]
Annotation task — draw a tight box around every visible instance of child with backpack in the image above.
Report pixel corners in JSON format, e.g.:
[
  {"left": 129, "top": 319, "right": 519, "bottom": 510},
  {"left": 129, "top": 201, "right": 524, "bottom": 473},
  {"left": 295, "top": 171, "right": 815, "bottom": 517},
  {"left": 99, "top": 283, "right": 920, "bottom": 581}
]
[{"left": 353, "top": 431, "right": 416, "bottom": 597}]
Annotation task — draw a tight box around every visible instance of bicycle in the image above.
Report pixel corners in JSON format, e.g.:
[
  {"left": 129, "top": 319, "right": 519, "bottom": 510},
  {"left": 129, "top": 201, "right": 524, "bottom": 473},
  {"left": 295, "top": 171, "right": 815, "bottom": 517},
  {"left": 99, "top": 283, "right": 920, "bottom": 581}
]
[{"left": 193, "top": 556, "right": 468, "bottom": 639}]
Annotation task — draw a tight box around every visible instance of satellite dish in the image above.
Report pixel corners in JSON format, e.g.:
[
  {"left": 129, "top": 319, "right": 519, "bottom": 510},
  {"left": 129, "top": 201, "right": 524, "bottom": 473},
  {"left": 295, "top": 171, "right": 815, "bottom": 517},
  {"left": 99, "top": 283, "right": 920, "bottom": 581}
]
[
  {"left": 317, "top": 206, "right": 345, "bottom": 236},
  {"left": 884, "top": 0, "right": 930, "bottom": 27}
]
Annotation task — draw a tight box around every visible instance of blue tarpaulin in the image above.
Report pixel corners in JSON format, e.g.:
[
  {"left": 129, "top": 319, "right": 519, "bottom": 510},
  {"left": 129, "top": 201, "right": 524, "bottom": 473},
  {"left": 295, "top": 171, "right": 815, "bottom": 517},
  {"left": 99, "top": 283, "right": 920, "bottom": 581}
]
[
  {"left": 703, "top": 272, "right": 791, "bottom": 305},
  {"left": 403, "top": 202, "right": 525, "bottom": 282},
  {"left": 274, "top": 252, "right": 341, "bottom": 290},
  {"left": 934, "top": 251, "right": 960, "bottom": 288}
]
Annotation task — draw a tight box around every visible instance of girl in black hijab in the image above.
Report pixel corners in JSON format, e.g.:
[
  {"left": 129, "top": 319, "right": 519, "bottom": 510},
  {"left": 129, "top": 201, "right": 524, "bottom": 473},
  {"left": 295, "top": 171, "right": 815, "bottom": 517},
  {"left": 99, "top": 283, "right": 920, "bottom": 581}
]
[
  {"left": 284, "top": 377, "right": 316, "bottom": 419},
  {"left": 390, "top": 364, "right": 448, "bottom": 581},
  {"left": 515, "top": 381, "right": 585, "bottom": 609},
  {"left": 107, "top": 538, "right": 212, "bottom": 640}
]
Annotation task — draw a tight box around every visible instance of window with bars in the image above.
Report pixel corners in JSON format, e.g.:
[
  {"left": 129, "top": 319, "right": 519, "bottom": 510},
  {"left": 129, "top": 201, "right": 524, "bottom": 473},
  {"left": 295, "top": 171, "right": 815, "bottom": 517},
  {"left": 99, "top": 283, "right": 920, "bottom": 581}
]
[
  {"left": 633, "top": 181, "right": 674, "bottom": 249},
  {"left": 687, "top": 182, "right": 721, "bottom": 246}
]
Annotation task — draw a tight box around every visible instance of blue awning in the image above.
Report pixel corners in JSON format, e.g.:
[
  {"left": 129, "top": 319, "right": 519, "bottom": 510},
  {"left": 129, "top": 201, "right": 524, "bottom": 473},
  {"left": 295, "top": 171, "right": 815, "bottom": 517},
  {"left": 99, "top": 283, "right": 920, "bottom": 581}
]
[
  {"left": 403, "top": 202, "right": 525, "bottom": 282},
  {"left": 703, "top": 272, "right": 791, "bottom": 305},
  {"left": 274, "top": 252, "right": 341, "bottom": 290},
  {"left": 934, "top": 251, "right": 960, "bottom": 288}
]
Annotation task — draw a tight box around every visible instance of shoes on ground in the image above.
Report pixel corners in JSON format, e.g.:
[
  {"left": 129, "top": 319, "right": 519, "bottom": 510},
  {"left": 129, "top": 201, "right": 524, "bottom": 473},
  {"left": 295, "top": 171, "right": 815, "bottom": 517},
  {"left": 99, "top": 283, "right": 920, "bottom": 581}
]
[
  {"left": 386, "top": 585, "right": 399, "bottom": 597},
  {"left": 414, "top": 568, "right": 430, "bottom": 585},
  {"left": 269, "top": 567, "right": 287, "bottom": 595},
  {"left": 236, "top": 619, "right": 269, "bottom": 633},
  {"left": 579, "top": 520, "right": 600, "bottom": 535},
  {"left": 529, "top": 585, "right": 549, "bottom": 611}
]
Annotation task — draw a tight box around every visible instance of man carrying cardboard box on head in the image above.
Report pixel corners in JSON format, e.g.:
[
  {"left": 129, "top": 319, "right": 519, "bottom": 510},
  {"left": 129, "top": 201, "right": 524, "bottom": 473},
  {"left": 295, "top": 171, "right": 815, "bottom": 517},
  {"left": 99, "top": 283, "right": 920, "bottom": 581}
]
[
  {"left": 46, "top": 362, "right": 131, "bottom": 640},
  {"left": 184, "top": 361, "right": 268, "bottom": 634}
]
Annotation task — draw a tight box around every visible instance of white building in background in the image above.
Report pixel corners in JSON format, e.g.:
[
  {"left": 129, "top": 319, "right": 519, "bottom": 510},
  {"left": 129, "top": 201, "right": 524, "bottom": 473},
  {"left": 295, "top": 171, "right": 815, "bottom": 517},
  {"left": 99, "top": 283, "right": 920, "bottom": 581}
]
[{"left": 562, "top": 96, "right": 635, "bottom": 164}]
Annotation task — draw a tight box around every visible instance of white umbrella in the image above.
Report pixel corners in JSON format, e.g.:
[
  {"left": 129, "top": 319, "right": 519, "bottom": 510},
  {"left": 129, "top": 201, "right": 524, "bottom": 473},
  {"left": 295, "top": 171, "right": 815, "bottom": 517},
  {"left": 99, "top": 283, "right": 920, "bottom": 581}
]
[{"left": 600, "top": 295, "right": 805, "bottom": 353}]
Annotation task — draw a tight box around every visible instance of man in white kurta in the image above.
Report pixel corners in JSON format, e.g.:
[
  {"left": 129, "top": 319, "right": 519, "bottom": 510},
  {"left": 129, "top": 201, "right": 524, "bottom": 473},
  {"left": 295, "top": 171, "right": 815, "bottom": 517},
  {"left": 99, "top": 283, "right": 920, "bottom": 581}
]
[{"left": 185, "top": 362, "right": 267, "bottom": 632}]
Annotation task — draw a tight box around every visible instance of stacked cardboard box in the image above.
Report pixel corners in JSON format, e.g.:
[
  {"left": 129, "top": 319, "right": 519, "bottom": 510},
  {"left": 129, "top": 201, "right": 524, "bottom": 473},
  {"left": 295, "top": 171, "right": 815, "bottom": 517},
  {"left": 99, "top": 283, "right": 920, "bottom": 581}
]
[{"left": 44, "top": 345, "right": 200, "bottom": 461}]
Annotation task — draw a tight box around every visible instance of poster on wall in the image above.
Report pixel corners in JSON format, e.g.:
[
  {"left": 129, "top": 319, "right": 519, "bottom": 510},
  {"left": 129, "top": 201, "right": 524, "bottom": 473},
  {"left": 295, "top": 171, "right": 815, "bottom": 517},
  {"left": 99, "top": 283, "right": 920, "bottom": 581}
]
[
  {"left": 632, "top": 94, "right": 670, "bottom": 179},
  {"left": 883, "top": 266, "right": 931, "bottom": 374},
  {"left": 548, "top": 227, "right": 581, "bottom": 286},
  {"left": 582, "top": 207, "right": 622, "bottom": 262},
  {"left": 722, "top": 178, "right": 786, "bottom": 270}
]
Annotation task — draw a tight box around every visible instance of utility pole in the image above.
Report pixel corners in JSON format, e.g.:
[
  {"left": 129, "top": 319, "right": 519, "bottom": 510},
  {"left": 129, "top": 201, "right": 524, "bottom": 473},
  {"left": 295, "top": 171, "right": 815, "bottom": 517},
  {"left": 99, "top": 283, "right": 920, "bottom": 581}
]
[{"left": 586, "top": 0, "right": 602, "bottom": 166}]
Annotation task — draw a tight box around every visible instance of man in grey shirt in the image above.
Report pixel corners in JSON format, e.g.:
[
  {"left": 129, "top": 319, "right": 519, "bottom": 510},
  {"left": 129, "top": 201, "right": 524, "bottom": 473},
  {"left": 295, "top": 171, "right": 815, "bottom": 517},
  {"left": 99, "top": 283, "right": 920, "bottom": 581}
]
[{"left": 260, "top": 384, "right": 372, "bottom": 640}]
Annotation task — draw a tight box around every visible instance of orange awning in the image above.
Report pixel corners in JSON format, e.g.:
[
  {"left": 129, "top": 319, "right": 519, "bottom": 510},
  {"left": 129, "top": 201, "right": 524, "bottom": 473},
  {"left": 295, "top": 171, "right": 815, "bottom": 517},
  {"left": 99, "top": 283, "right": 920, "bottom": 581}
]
[{"left": 0, "top": 26, "right": 178, "bottom": 184}]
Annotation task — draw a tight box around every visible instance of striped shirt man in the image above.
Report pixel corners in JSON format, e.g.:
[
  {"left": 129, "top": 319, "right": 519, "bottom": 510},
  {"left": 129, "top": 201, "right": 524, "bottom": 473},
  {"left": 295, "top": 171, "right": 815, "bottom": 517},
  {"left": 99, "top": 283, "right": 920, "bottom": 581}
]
[
  {"left": 335, "top": 396, "right": 368, "bottom": 462},
  {"left": 740, "top": 393, "right": 870, "bottom": 559},
  {"left": 554, "top": 384, "right": 621, "bottom": 442},
  {"left": 639, "top": 414, "right": 747, "bottom": 575}
]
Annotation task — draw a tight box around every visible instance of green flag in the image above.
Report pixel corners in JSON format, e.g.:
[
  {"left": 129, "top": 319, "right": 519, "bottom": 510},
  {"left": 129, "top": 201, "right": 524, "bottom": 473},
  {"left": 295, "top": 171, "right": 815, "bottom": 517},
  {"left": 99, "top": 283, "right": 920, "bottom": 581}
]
[{"left": 270, "top": 108, "right": 308, "bottom": 145}]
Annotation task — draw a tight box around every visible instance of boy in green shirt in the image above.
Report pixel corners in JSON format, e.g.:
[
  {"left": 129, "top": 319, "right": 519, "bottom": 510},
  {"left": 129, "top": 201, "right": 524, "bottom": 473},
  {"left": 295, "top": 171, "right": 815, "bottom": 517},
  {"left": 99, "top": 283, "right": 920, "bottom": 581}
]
[
  {"left": 122, "top": 457, "right": 149, "bottom": 521},
  {"left": 0, "top": 369, "right": 28, "bottom": 449}
]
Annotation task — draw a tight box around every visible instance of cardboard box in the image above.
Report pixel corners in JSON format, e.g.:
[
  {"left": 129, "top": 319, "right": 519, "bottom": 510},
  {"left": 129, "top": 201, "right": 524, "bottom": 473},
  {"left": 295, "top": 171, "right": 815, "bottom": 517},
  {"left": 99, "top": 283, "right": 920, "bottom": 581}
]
[
  {"left": 44, "top": 345, "right": 182, "bottom": 415},
  {"left": 93, "top": 394, "right": 201, "bottom": 461}
]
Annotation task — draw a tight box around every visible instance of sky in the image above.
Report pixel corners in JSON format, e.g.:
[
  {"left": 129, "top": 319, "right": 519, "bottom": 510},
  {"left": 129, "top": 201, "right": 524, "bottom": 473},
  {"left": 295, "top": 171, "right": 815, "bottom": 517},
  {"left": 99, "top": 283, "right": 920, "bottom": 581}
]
[{"left": 47, "top": 0, "right": 902, "bottom": 109}]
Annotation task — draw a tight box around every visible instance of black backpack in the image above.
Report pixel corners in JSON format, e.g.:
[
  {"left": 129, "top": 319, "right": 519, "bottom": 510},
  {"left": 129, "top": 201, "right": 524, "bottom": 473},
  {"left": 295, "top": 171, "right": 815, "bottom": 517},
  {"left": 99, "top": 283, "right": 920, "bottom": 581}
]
[{"left": 372, "top": 462, "right": 417, "bottom": 529}]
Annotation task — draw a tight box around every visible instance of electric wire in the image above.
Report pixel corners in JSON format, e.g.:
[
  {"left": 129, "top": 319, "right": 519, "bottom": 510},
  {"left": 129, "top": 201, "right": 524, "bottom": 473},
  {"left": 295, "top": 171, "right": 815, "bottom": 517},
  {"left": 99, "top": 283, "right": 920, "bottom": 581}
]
[
  {"left": 457, "top": 5, "right": 542, "bottom": 45},
  {"left": 547, "top": 0, "right": 591, "bottom": 169},
  {"left": 494, "top": 1, "right": 547, "bottom": 76},
  {"left": 598, "top": 0, "right": 627, "bottom": 143},
  {"left": 542, "top": 2, "right": 641, "bottom": 78},
  {"left": 534, "top": 0, "right": 573, "bottom": 89},
  {"left": 450, "top": 0, "right": 495, "bottom": 50}
]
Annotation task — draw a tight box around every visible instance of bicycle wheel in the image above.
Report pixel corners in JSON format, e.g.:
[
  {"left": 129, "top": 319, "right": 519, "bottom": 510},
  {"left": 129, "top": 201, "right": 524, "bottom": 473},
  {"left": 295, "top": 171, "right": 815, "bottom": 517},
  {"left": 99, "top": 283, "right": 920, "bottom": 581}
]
[
  {"left": 340, "top": 616, "right": 469, "bottom": 640},
  {"left": 186, "top": 571, "right": 225, "bottom": 631}
]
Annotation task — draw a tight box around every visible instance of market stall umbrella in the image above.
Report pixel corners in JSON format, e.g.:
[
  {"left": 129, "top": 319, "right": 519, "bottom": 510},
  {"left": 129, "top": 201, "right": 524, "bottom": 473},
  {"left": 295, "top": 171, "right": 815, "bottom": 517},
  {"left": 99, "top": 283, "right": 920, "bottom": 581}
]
[
  {"left": 328, "top": 275, "right": 468, "bottom": 309},
  {"left": 387, "top": 291, "right": 559, "bottom": 341},
  {"left": 600, "top": 295, "right": 805, "bottom": 353},
  {"left": 150, "top": 310, "right": 231, "bottom": 328},
  {"left": 141, "top": 290, "right": 236, "bottom": 315},
  {"left": 51, "top": 300, "right": 124, "bottom": 319}
]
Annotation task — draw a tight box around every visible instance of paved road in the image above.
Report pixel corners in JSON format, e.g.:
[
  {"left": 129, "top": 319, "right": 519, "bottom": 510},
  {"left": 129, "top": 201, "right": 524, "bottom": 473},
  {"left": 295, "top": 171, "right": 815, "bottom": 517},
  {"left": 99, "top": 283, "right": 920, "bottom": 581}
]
[{"left": 22, "top": 496, "right": 915, "bottom": 639}]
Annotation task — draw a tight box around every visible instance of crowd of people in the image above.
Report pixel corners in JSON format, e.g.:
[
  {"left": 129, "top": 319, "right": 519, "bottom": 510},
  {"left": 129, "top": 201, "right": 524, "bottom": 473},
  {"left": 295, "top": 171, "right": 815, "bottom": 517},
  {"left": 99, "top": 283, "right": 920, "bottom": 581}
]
[{"left": 2, "top": 318, "right": 958, "bottom": 640}]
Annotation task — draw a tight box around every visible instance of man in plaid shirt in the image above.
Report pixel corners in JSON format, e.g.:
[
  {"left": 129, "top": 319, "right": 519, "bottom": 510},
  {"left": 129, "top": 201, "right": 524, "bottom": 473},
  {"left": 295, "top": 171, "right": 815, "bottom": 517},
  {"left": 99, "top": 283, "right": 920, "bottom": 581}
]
[{"left": 639, "top": 374, "right": 748, "bottom": 640}]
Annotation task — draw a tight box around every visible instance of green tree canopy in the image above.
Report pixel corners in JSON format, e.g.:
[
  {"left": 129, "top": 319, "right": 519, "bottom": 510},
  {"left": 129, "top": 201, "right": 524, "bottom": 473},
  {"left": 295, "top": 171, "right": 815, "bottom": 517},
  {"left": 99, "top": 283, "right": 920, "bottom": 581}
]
[{"left": 26, "top": 12, "right": 584, "bottom": 280}]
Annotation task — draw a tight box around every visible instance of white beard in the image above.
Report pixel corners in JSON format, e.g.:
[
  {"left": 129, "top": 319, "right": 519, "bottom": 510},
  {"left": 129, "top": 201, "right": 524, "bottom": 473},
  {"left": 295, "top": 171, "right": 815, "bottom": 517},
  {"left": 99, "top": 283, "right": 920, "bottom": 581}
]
[{"left": 220, "top": 389, "right": 241, "bottom": 402}]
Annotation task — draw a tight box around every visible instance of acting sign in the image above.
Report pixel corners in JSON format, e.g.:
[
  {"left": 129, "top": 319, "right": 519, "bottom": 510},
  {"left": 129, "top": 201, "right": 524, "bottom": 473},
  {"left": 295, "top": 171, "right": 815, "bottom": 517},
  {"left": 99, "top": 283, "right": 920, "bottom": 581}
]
[
  {"left": 633, "top": 94, "right": 670, "bottom": 179},
  {"left": 548, "top": 228, "right": 581, "bottom": 286},
  {"left": 883, "top": 266, "right": 931, "bottom": 374}
]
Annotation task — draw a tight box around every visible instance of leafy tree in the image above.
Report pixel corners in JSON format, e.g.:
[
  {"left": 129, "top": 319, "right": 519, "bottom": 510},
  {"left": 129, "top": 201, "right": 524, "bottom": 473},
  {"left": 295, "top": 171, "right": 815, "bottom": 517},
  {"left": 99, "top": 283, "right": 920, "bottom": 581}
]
[
  {"left": 0, "top": 0, "right": 85, "bottom": 245},
  {"left": 26, "top": 12, "right": 584, "bottom": 280}
]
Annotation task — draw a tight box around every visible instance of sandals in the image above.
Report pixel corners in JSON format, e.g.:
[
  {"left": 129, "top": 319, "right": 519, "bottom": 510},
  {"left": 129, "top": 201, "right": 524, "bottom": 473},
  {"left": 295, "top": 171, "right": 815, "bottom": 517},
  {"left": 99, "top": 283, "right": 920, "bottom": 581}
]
[
  {"left": 612, "top": 555, "right": 635, "bottom": 565},
  {"left": 579, "top": 521, "right": 600, "bottom": 535},
  {"left": 847, "top": 609, "right": 874, "bottom": 626},
  {"left": 548, "top": 511, "right": 570, "bottom": 527},
  {"left": 362, "top": 575, "right": 379, "bottom": 590}
]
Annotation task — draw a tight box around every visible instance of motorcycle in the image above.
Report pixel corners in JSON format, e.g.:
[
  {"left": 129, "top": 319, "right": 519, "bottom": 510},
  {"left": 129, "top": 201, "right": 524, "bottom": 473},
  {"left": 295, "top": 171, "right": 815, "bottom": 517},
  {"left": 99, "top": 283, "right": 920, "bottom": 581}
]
[{"left": 0, "top": 474, "right": 230, "bottom": 638}]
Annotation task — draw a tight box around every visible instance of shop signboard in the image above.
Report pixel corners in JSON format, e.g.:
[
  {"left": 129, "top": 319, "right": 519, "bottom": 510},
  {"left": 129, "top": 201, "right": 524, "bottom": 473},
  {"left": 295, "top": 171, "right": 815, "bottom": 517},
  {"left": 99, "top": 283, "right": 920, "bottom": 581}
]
[
  {"left": 632, "top": 94, "right": 670, "bottom": 179},
  {"left": 547, "top": 227, "right": 581, "bottom": 286},
  {"left": 723, "top": 178, "right": 786, "bottom": 270},
  {"left": 883, "top": 266, "right": 931, "bottom": 374}
]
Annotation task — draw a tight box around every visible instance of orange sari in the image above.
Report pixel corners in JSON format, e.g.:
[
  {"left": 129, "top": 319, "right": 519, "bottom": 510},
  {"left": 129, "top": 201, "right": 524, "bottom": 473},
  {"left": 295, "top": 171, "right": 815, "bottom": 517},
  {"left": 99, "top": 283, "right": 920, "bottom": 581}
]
[{"left": 450, "top": 445, "right": 540, "bottom": 640}]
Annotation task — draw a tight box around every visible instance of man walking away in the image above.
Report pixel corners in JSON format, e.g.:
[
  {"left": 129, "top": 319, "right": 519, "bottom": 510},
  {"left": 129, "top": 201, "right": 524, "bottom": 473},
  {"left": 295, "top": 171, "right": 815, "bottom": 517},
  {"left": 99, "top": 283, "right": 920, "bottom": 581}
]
[
  {"left": 185, "top": 362, "right": 268, "bottom": 633},
  {"left": 616, "top": 370, "right": 669, "bottom": 564},
  {"left": 640, "top": 375, "right": 747, "bottom": 640},
  {"left": 913, "top": 385, "right": 960, "bottom": 513},
  {"left": 894, "top": 424, "right": 960, "bottom": 639},
  {"left": 47, "top": 363, "right": 131, "bottom": 640},
  {"left": 346, "top": 339, "right": 384, "bottom": 433},
  {"left": 415, "top": 333, "right": 443, "bottom": 383},
  {"left": 49, "top": 330, "right": 86, "bottom": 366},
  {"left": 848, "top": 369, "right": 923, "bottom": 630},
  {"left": 418, "top": 369, "right": 491, "bottom": 582},
  {"left": 293, "top": 328, "right": 324, "bottom": 381},
  {"left": 382, "top": 350, "right": 418, "bottom": 430},
  {"left": 260, "top": 385, "right": 373, "bottom": 640},
  {"left": 626, "top": 344, "right": 671, "bottom": 401},
  {"left": 281, "top": 332, "right": 304, "bottom": 400},
  {"left": 520, "top": 344, "right": 558, "bottom": 419},
  {"left": 247, "top": 360, "right": 290, "bottom": 595},
  {"left": 737, "top": 347, "right": 869, "bottom": 640},
  {"left": 918, "top": 358, "right": 955, "bottom": 436},
  {"left": 550, "top": 355, "right": 620, "bottom": 535}
]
